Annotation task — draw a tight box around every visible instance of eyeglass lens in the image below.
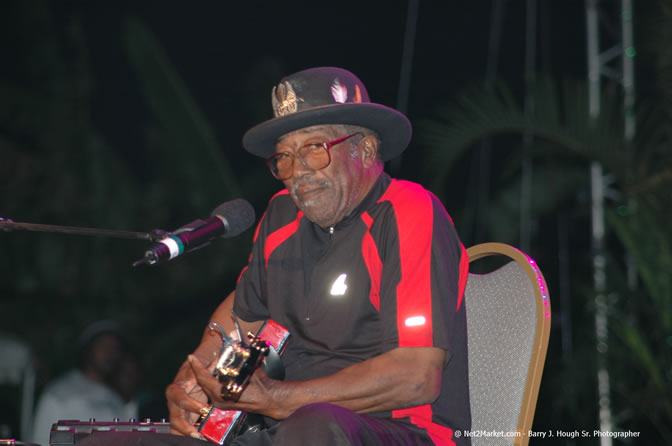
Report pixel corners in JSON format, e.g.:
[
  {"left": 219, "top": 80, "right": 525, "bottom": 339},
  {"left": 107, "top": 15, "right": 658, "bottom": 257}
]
[
  {"left": 271, "top": 144, "right": 329, "bottom": 180},
  {"left": 269, "top": 133, "right": 359, "bottom": 180}
]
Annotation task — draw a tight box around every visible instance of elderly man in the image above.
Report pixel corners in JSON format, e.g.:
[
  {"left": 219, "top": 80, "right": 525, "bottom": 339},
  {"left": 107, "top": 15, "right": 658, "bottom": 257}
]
[
  {"left": 164, "top": 67, "right": 471, "bottom": 446},
  {"left": 70, "top": 67, "right": 464, "bottom": 446}
]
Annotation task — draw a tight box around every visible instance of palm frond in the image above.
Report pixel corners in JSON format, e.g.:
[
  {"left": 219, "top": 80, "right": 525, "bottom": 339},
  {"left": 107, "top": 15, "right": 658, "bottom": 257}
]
[
  {"left": 123, "top": 17, "right": 241, "bottom": 212},
  {"left": 606, "top": 204, "right": 672, "bottom": 332},
  {"left": 418, "top": 76, "right": 629, "bottom": 198}
]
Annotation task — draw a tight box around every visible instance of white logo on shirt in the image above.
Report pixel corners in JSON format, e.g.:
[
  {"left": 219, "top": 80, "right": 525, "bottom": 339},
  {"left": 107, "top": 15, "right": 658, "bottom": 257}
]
[{"left": 330, "top": 273, "right": 348, "bottom": 296}]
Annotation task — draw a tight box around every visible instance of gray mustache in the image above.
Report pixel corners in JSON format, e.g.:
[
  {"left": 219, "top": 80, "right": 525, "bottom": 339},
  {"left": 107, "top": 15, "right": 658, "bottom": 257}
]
[{"left": 290, "top": 178, "right": 331, "bottom": 195}]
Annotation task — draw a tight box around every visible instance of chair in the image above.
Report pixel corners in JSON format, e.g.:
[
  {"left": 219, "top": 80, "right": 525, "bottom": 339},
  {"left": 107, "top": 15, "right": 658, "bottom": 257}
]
[
  {"left": 465, "top": 243, "right": 551, "bottom": 446},
  {"left": 0, "top": 334, "right": 36, "bottom": 441}
]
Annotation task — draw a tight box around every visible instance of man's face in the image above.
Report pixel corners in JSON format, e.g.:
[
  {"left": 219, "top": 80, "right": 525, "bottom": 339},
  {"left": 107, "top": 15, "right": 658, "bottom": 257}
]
[
  {"left": 88, "top": 333, "right": 123, "bottom": 380},
  {"left": 275, "top": 125, "right": 366, "bottom": 228}
]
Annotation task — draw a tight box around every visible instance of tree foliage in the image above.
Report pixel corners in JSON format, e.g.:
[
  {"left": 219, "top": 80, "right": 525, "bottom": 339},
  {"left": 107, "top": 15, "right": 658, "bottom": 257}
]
[
  {"left": 420, "top": 32, "right": 672, "bottom": 446},
  {"left": 0, "top": 3, "right": 270, "bottom": 415}
]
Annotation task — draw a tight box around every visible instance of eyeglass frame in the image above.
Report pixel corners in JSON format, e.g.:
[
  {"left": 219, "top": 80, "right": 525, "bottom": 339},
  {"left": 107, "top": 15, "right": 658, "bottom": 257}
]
[{"left": 266, "top": 132, "right": 361, "bottom": 181}]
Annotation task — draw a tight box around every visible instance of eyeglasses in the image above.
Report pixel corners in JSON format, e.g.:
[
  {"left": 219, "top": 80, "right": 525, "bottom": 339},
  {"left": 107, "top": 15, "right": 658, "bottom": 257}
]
[{"left": 267, "top": 133, "right": 360, "bottom": 181}]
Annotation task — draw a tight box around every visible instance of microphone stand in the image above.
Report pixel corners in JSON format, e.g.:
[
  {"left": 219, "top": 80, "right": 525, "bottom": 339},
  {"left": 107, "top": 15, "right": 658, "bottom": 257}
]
[
  {"left": 0, "top": 218, "right": 224, "bottom": 267},
  {"left": 0, "top": 219, "right": 165, "bottom": 242}
]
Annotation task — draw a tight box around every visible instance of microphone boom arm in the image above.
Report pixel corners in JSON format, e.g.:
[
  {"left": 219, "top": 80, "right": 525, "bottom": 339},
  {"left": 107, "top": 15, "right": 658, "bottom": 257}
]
[
  {"left": 3, "top": 198, "right": 255, "bottom": 268},
  {"left": 0, "top": 219, "right": 162, "bottom": 241}
]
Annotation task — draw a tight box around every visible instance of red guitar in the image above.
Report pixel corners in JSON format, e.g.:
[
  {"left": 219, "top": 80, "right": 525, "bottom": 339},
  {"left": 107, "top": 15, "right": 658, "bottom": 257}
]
[{"left": 197, "top": 319, "right": 290, "bottom": 445}]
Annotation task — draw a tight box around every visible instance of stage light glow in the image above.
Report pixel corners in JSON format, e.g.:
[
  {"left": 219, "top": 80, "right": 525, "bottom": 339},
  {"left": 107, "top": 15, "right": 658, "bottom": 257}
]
[{"left": 405, "top": 316, "right": 426, "bottom": 327}]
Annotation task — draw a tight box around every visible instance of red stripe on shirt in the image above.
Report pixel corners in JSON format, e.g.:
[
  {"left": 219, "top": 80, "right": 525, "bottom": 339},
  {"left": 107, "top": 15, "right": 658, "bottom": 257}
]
[
  {"left": 383, "top": 181, "right": 461, "bottom": 444},
  {"left": 457, "top": 244, "right": 469, "bottom": 310},
  {"left": 237, "top": 208, "right": 269, "bottom": 283},
  {"left": 360, "top": 211, "right": 381, "bottom": 311},
  {"left": 380, "top": 180, "right": 434, "bottom": 348},
  {"left": 393, "top": 405, "right": 456, "bottom": 446},
  {"left": 264, "top": 210, "right": 303, "bottom": 270},
  {"left": 236, "top": 265, "right": 248, "bottom": 284}
]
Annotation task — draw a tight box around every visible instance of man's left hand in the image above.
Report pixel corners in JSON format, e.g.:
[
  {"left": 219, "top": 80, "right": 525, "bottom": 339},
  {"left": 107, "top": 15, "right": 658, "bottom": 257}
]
[{"left": 188, "top": 354, "right": 288, "bottom": 420}]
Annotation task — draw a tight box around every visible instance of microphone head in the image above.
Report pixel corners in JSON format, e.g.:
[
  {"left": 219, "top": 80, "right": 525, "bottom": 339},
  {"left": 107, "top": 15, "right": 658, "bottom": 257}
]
[{"left": 211, "top": 199, "right": 256, "bottom": 238}]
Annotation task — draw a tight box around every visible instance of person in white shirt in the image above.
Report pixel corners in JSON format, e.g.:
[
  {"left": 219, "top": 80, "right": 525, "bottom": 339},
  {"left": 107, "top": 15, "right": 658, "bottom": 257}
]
[{"left": 31, "top": 321, "right": 137, "bottom": 446}]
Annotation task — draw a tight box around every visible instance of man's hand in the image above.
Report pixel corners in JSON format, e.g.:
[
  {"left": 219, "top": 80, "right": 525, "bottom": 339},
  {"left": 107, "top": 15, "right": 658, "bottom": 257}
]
[
  {"left": 190, "top": 346, "right": 444, "bottom": 422},
  {"left": 166, "top": 359, "right": 211, "bottom": 438},
  {"left": 165, "top": 291, "right": 265, "bottom": 438},
  {"left": 188, "top": 354, "right": 288, "bottom": 420}
]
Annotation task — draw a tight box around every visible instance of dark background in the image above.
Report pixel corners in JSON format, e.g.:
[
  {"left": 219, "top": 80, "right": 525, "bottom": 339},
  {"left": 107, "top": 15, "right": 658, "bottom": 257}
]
[{"left": 2, "top": 0, "right": 670, "bottom": 444}]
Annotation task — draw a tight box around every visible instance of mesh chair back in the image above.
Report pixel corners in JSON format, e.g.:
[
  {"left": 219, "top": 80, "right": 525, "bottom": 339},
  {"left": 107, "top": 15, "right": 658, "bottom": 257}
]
[{"left": 465, "top": 243, "right": 551, "bottom": 446}]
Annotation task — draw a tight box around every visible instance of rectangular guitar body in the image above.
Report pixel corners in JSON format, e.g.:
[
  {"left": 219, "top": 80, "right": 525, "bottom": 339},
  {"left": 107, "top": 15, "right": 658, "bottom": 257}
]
[{"left": 198, "top": 319, "right": 290, "bottom": 445}]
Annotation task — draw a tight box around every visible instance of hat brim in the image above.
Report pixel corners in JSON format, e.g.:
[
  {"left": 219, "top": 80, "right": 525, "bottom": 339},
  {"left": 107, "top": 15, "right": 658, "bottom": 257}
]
[{"left": 243, "top": 103, "right": 412, "bottom": 161}]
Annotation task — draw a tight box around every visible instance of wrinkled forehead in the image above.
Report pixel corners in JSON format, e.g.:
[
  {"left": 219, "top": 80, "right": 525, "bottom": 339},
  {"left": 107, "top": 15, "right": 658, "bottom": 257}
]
[{"left": 276, "top": 124, "right": 342, "bottom": 143}]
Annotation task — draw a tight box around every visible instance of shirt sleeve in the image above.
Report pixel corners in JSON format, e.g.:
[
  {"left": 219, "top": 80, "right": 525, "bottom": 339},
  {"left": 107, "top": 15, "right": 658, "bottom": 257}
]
[
  {"left": 233, "top": 210, "right": 271, "bottom": 322},
  {"left": 377, "top": 182, "right": 467, "bottom": 354}
]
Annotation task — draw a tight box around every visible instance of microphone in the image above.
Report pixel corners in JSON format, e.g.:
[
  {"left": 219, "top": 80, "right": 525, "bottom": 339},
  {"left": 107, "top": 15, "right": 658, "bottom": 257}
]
[{"left": 133, "top": 199, "right": 255, "bottom": 267}]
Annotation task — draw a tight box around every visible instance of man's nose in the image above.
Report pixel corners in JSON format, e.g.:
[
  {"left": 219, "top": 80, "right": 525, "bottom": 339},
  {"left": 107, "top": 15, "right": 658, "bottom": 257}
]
[{"left": 291, "top": 154, "right": 313, "bottom": 178}]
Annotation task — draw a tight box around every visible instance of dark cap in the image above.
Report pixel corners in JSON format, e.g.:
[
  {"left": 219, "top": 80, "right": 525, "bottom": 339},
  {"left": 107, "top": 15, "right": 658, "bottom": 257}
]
[{"left": 77, "top": 320, "right": 122, "bottom": 348}]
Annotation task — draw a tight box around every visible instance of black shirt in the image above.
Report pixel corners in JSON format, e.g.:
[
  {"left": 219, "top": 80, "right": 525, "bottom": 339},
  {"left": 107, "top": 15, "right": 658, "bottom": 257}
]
[{"left": 234, "top": 173, "right": 471, "bottom": 445}]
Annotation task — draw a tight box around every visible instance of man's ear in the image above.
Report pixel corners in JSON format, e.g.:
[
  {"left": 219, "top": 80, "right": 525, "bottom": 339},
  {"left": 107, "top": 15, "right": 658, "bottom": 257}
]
[{"left": 360, "top": 135, "right": 379, "bottom": 168}]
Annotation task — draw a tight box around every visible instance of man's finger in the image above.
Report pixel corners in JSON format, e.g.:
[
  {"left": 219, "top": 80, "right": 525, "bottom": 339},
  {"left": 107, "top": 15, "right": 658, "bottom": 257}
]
[
  {"left": 205, "top": 355, "right": 219, "bottom": 374},
  {"left": 166, "top": 382, "right": 207, "bottom": 414},
  {"left": 189, "top": 355, "right": 221, "bottom": 399},
  {"left": 167, "top": 395, "right": 201, "bottom": 436},
  {"left": 168, "top": 412, "right": 199, "bottom": 437}
]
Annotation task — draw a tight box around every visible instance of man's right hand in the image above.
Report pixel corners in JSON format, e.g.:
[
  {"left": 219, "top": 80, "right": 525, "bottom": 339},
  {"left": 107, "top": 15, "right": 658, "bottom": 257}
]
[
  {"left": 165, "top": 291, "right": 263, "bottom": 438},
  {"left": 166, "top": 359, "right": 210, "bottom": 438}
]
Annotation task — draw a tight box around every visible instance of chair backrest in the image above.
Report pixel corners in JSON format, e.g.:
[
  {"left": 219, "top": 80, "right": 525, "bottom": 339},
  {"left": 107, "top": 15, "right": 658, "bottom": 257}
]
[
  {"left": 465, "top": 243, "right": 551, "bottom": 446},
  {"left": 0, "top": 334, "right": 36, "bottom": 441}
]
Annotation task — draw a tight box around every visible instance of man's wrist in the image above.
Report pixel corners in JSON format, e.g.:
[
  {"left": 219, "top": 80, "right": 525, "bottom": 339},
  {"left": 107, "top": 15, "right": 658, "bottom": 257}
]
[{"left": 266, "top": 379, "right": 298, "bottom": 420}]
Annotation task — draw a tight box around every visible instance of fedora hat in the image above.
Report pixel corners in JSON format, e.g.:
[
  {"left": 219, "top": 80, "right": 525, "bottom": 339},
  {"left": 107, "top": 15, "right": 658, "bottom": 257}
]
[{"left": 242, "top": 67, "right": 412, "bottom": 161}]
